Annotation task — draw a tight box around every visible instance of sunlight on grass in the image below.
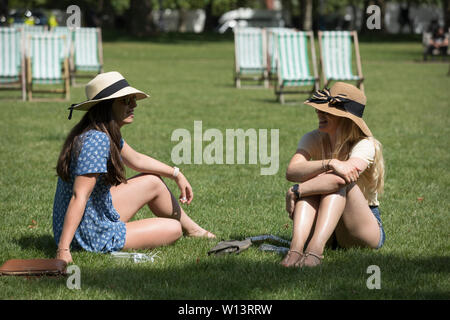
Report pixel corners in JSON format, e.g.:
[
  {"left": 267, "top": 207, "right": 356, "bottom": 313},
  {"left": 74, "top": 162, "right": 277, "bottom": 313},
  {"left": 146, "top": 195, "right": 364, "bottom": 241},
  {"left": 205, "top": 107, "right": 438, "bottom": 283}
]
[{"left": 0, "top": 35, "right": 449, "bottom": 300}]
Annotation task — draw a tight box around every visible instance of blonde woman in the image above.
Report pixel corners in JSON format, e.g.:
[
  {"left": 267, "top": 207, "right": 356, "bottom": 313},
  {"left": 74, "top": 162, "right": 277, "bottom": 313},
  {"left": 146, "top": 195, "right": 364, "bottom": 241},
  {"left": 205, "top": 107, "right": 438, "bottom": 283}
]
[{"left": 281, "top": 82, "right": 385, "bottom": 268}]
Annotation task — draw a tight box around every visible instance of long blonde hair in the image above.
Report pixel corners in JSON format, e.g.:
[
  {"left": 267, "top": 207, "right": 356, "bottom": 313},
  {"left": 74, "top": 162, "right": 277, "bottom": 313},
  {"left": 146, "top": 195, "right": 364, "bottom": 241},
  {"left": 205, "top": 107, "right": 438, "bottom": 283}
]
[{"left": 320, "top": 117, "right": 385, "bottom": 198}]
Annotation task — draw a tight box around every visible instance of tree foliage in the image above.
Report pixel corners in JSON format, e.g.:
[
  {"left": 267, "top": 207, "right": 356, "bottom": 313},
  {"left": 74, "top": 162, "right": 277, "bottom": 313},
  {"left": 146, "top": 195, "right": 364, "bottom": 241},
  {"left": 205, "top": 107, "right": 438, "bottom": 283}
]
[{"left": 3, "top": 0, "right": 448, "bottom": 32}]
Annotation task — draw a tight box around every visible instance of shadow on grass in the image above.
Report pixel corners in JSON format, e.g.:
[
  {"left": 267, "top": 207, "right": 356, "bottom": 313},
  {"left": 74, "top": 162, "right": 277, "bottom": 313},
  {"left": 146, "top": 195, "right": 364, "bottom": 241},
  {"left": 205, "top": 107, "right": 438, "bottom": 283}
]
[
  {"left": 78, "top": 252, "right": 449, "bottom": 300},
  {"left": 13, "top": 234, "right": 450, "bottom": 299},
  {"left": 15, "top": 235, "right": 57, "bottom": 258}
]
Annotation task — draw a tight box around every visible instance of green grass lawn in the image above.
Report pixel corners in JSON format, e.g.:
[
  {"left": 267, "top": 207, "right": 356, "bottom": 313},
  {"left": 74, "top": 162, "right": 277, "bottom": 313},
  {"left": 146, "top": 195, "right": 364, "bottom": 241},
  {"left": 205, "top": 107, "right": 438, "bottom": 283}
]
[{"left": 0, "top": 34, "right": 449, "bottom": 300}]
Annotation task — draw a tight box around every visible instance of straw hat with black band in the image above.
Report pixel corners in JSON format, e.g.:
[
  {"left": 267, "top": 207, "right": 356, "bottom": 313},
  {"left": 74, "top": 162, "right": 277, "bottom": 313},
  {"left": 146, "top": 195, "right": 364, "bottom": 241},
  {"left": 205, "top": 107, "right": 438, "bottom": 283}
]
[
  {"left": 304, "top": 82, "right": 372, "bottom": 137},
  {"left": 68, "top": 71, "right": 149, "bottom": 120}
]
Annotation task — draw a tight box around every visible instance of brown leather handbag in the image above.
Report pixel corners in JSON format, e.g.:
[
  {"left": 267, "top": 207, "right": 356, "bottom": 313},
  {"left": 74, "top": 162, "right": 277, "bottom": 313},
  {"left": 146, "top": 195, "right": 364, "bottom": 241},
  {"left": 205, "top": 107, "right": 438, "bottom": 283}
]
[{"left": 0, "top": 259, "right": 67, "bottom": 276}]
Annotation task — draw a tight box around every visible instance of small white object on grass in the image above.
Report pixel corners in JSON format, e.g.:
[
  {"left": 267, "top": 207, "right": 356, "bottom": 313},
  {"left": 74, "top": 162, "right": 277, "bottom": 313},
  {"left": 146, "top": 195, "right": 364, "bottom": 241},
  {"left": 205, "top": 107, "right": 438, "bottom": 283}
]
[{"left": 111, "top": 251, "right": 160, "bottom": 263}]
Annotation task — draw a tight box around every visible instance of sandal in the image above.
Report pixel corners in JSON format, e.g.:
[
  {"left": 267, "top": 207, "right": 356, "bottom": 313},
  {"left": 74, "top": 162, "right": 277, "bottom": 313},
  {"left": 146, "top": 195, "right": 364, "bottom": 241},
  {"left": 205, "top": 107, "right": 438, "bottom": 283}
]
[
  {"left": 280, "top": 250, "right": 303, "bottom": 268},
  {"left": 300, "top": 251, "right": 324, "bottom": 267}
]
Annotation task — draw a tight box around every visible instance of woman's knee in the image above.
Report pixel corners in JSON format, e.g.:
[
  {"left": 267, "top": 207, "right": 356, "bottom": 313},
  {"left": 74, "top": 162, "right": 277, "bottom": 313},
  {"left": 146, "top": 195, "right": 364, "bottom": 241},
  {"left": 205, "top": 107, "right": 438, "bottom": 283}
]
[
  {"left": 139, "top": 173, "right": 166, "bottom": 194},
  {"left": 167, "top": 219, "right": 183, "bottom": 242},
  {"left": 295, "top": 195, "right": 320, "bottom": 212}
]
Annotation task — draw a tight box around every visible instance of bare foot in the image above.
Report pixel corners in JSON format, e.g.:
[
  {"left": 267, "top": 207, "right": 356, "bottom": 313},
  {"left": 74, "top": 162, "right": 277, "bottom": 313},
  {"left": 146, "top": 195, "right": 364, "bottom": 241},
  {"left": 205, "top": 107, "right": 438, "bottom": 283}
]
[
  {"left": 280, "top": 250, "right": 303, "bottom": 267},
  {"left": 185, "top": 228, "right": 216, "bottom": 239}
]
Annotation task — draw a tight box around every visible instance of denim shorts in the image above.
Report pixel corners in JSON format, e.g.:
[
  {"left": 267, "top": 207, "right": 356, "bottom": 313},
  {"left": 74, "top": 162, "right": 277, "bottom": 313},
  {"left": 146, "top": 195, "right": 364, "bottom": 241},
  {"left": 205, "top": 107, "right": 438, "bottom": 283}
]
[
  {"left": 370, "top": 206, "right": 386, "bottom": 249},
  {"left": 331, "top": 206, "right": 385, "bottom": 250}
]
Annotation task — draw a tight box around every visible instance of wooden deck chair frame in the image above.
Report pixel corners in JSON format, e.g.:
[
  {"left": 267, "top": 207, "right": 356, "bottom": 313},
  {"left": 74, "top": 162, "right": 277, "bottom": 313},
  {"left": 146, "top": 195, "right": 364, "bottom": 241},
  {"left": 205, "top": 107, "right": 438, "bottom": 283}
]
[
  {"left": 234, "top": 28, "right": 269, "bottom": 88},
  {"left": 274, "top": 31, "right": 319, "bottom": 104},
  {"left": 0, "top": 28, "right": 26, "bottom": 100},
  {"left": 71, "top": 27, "right": 103, "bottom": 86},
  {"left": 318, "top": 30, "right": 364, "bottom": 92},
  {"left": 25, "top": 34, "right": 70, "bottom": 101}
]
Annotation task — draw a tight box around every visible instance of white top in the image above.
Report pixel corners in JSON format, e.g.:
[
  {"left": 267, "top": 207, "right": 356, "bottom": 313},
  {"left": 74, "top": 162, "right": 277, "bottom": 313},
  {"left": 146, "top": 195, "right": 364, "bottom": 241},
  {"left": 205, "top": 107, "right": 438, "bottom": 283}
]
[{"left": 297, "top": 129, "right": 378, "bottom": 206}]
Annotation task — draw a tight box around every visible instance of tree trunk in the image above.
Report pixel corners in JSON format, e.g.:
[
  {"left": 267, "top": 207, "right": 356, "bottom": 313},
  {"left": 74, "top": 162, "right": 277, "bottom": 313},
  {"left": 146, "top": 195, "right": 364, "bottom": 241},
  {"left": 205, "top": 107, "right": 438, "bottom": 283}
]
[
  {"left": 302, "top": 0, "right": 313, "bottom": 31},
  {"left": 360, "top": 0, "right": 371, "bottom": 35},
  {"left": 376, "top": 0, "right": 386, "bottom": 33},
  {"left": 126, "top": 0, "right": 154, "bottom": 36},
  {"left": 443, "top": 0, "right": 450, "bottom": 30},
  {"left": 204, "top": 0, "right": 214, "bottom": 31},
  {"left": 178, "top": 8, "right": 187, "bottom": 33}
]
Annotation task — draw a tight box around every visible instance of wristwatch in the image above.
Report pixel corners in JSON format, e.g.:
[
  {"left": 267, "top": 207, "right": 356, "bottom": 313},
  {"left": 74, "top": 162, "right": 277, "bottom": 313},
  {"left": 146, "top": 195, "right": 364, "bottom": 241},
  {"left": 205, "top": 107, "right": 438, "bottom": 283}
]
[{"left": 292, "top": 184, "right": 300, "bottom": 201}]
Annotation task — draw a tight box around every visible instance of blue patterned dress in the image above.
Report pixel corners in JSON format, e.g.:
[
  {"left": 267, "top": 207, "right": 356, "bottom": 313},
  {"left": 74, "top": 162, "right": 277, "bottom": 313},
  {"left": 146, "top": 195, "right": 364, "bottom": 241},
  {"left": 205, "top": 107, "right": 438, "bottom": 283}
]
[{"left": 52, "top": 130, "right": 127, "bottom": 253}]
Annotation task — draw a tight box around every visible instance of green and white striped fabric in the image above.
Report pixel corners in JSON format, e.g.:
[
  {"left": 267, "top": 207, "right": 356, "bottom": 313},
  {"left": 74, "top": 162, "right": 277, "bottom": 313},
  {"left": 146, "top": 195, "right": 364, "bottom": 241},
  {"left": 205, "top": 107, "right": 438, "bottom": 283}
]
[
  {"left": 267, "top": 28, "right": 296, "bottom": 74},
  {"left": 276, "top": 32, "right": 315, "bottom": 87},
  {"left": 321, "top": 31, "right": 359, "bottom": 81},
  {"left": 28, "top": 34, "right": 65, "bottom": 84},
  {"left": 51, "top": 26, "right": 72, "bottom": 59},
  {"left": 12, "top": 24, "right": 46, "bottom": 32},
  {"left": 234, "top": 27, "right": 266, "bottom": 74},
  {"left": 0, "top": 27, "right": 22, "bottom": 83},
  {"left": 74, "top": 28, "right": 101, "bottom": 71}
]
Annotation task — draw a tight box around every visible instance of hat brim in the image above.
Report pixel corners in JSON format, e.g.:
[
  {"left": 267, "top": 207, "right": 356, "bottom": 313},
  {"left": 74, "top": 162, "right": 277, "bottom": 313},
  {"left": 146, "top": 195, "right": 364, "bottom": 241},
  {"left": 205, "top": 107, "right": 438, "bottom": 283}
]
[
  {"left": 71, "top": 86, "right": 149, "bottom": 111},
  {"left": 304, "top": 100, "right": 373, "bottom": 137}
]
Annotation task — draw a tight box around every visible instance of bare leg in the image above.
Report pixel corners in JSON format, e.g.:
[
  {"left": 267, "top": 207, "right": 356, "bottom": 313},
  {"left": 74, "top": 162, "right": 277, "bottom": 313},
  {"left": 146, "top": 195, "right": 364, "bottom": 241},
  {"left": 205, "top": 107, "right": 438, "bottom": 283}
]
[
  {"left": 334, "top": 183, "right": 381, "bottom": 249},
  {"left": 281, "top": 195, "right": 320, "bottom": 267},
  {"left": 305, "top": 187, "right": 347, "bottom": 259},
  {"left": 110, "top": 173, "right": 215, "bottom": 250},
  {"left": 123, "top": 218, "right": 182, "bottom": 250},
  {"left": 302, "top": 183, "right": 381, "bottom": 266}
]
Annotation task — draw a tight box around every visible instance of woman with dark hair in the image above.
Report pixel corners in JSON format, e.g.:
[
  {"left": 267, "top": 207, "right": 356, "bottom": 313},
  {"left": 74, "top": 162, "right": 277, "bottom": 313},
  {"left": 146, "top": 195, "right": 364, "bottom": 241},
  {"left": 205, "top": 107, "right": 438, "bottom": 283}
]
[
  {"left": 53, "top": 72, "right": 215, "bottom": 263},
  {"left": 281, "top": 82, "right": 385, "bottom": 268}
]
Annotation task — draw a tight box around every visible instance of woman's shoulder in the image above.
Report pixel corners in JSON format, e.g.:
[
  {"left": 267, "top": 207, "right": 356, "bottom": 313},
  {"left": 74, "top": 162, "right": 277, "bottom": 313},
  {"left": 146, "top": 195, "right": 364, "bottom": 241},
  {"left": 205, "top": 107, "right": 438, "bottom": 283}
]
[
  {"left": 349, "top": 137, "right": 376, "bottom": 162},
  {"left": 80, "top": 130, "right": 110, "bottom": 146},
  {"left": 353, "top": 137, "right": 375, "bottom": 149}
]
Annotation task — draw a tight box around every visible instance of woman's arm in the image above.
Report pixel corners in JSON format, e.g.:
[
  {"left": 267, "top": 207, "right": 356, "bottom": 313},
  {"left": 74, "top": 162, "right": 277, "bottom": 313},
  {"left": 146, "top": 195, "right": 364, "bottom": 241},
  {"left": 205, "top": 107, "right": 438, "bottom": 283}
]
[
  {"left": 286, "top": 148, "right": 366, "bottom": 184},
  {"left": 286, "top": 150, "right": 330, "bottom": 183},
  {"left": 285, "top": 157, "right": 368, "bottom": 217},
  {"left": 121, "top": 141, "right": 175, "bottom": 178},
  {"left": 56, "top": 174, "right": 97, "bottom": 263},
  {"left": 120, "top": 141, "right": 193, "bottom": 204}
]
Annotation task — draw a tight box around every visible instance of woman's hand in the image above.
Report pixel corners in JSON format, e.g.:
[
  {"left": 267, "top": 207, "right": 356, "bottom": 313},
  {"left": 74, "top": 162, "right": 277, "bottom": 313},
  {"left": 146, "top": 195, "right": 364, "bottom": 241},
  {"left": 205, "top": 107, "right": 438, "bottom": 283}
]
[
  {"left": 56, "top": 248, "right": 73, "bottom": 264},
  {"left": 329, "top": 159, "right": 361, "bottom": 184},
  {"left": 285, "top": 187, "right": 297, "bottom": 219},
  {"left": 175, "top": 172, "right": 193, "bottom": 205}
]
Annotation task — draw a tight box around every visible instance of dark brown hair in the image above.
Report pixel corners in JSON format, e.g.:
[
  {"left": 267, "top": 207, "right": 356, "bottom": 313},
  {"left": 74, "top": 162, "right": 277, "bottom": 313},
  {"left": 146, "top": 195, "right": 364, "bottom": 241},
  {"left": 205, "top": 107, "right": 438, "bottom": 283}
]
[{"left": 56, "top": 100, "right": 126, "bottom": 186}]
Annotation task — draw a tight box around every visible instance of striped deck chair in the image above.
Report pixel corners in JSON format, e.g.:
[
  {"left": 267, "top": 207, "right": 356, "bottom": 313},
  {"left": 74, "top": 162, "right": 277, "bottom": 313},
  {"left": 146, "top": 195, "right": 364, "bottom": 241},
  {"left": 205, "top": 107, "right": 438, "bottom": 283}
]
[
  {"left": 274, "top": 31, "right": 319, "bottom": 104},
  {"left": 25, "top": 34, "right": 70, "bottom": 101},
  {"left": 318, "top": 31, "right": 364, "bottom": 92},
  {"left": 0, "top": 27, "right": 26, "bottom": 100},
  {"left": 266, "top": 28, "right": 297, "bottom": 80},
  {"left": 72, "top": 27, "right": 103, "bottom": 84},
  {"left": 13, "top": 24, "right": 47, "bottom": 33},
  {"left": 51, "top": 26, "right": 73, "bottom": 61},
  {"left": 234, "top": 27, "right": 268, "bottom": 88}
]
